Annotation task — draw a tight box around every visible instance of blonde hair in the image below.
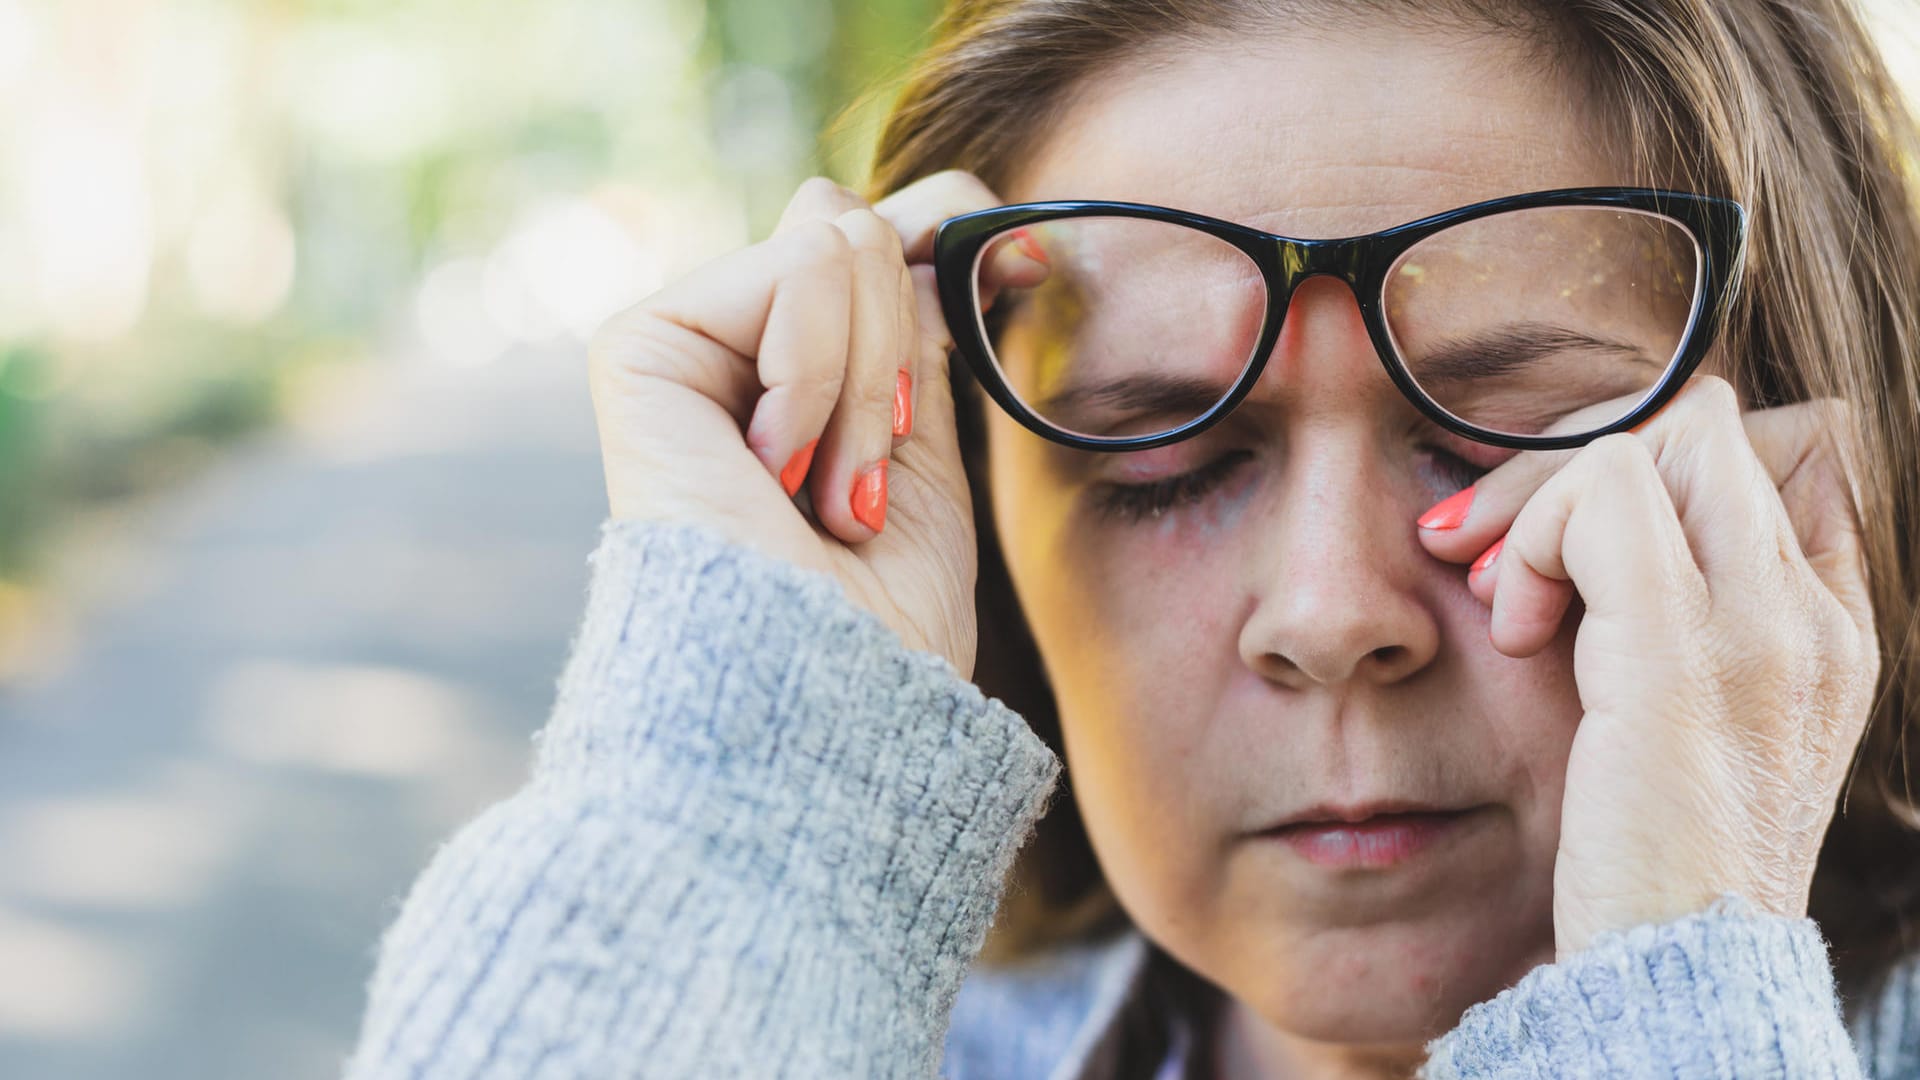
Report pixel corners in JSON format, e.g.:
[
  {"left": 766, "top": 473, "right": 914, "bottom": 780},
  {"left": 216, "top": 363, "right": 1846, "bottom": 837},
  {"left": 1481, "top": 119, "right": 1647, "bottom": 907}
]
[{"left": 856, "top": 0, "right": 1920, "bottom": 1016}]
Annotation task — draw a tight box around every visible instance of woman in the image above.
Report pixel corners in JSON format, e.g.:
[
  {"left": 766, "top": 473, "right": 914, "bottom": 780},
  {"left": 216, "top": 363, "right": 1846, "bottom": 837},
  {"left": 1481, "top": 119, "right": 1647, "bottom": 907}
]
[{"left": 340, "top": 0, "right": 1920, "bottom": 1076}]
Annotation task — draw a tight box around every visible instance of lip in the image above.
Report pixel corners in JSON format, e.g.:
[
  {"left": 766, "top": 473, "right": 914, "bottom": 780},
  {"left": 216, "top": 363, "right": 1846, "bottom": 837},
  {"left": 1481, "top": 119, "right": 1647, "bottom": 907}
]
[
  {"left": 1270, "top": 799, "right": 1476, "bottom": 828},
  {"left": 1258, "top": 807, "right": 1481, "bottom": 869}
]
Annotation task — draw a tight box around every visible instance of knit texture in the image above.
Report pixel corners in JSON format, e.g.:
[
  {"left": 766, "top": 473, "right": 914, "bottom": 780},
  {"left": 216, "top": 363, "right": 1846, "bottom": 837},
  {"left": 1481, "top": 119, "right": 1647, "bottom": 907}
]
[
  {"left": 1420, "top": 893, "right": 1864, "bottom": 1078},
  {"left": 339, "top": 516, "right": 1905, "bottom": 1079},
  {"left": 1853, "top": 949, "right": 1920, "bottom": 1078},
  {"left": 340, "top": 517, "right": 1061, "bottom": 1078}
]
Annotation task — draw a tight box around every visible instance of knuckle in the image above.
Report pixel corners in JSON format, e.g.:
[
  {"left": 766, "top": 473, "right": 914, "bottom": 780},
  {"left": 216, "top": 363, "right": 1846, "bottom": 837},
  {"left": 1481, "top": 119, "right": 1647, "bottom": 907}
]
[
  {"left": 927, "top": 166, "right": 996, "bottom": 203},
  {"left": 790, "top": 217, "right": 854, "bottom": 269},
  {"left": 1666, "top": 373, "right": 1740, "bottom": 431},
  {"left": 854, "top": 365, "right": 897, "bottom": 411},
  {"left": 1589, "top": 430, "right": 1655, "bottom": 475},
  {"left": 837, "top": 207, "right": 904, "bottom": 258},
  {"left": 588, "top": 301, "right": 657, "bottom": 372},
  {"left": 796, "top": 175, "right": 855, "bottom": 205},
  {"left": 796, "top": 363, "right": 846, "bottom": 405},
  {"left": 588, "top": 313, "right": 688, "bottom": 391},
  {"left": 1691, "top": 372, "right": 1740, "bottom": 410}
]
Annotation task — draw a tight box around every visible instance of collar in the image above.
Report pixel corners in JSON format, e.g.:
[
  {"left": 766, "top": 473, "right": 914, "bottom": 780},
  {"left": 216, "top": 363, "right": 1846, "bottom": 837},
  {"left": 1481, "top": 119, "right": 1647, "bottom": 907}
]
[{"left": 945, "top": 927, "right": 1223, "bottom": 1080}]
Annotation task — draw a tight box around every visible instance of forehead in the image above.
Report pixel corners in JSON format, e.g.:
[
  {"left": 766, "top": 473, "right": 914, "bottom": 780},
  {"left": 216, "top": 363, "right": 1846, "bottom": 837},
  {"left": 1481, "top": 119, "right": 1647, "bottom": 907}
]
[{"left": 1002, "top": 22, "right": 1630, "bottom": 238}]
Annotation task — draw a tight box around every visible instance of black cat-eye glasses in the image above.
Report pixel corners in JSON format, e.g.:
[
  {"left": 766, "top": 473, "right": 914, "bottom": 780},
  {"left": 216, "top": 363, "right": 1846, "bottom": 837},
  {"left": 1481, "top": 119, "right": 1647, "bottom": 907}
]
[{"left": 932, "top": 187, "right": 1748, "bottom": 453}]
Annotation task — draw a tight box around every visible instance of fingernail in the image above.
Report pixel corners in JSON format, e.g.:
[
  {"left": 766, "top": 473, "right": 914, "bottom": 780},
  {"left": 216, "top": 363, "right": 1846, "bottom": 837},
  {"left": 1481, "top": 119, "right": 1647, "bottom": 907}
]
[
  {"left": 1011, "top": 227, "right": 1049, "bottom": 265},
  {"left": 1418, "top": 486, "right": 1475, "bottom": 530},
  {"left": 1470, "top": 535, "right": 1505, "bottom": 575},
  {"left": 780, "top": 438, "right": 818, "bottom": 497},
  {"left": 852, "top": 460, "right": 888, "bottom": 533},
  {"left": 893, "top": 369, "right": 913, "bottom": 437}
]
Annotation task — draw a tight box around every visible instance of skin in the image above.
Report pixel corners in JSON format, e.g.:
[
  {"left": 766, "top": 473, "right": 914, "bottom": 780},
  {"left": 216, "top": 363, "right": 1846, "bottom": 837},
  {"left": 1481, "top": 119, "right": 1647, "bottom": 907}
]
[
  {"left": 977, "top": 21, "right": 1870, "bottom": 1080},
  {"left": 595, "top": 14, "right": 1875, "bottom": 1080},
  {"left": 983, "top": 25, "right": 1603, "bottom": 1076}
]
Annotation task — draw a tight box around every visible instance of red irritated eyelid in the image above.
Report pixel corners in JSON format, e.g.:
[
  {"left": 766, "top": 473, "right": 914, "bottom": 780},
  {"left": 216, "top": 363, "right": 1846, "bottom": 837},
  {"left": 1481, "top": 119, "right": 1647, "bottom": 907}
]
[{"left": 1100, "top": 446, "right": 1210, "bottom": 484}]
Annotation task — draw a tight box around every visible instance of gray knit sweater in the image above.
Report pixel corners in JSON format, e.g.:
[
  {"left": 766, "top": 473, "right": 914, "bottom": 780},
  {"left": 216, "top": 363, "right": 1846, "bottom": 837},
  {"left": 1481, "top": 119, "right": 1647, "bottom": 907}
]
[{"left": 340, "top": 517, "right": 1920, "bottom": 1078}]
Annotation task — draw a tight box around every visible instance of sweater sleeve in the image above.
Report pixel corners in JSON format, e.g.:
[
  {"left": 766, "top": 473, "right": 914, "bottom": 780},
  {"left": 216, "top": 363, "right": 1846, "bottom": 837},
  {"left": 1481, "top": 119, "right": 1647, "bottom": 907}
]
[
  {"left": 1419, "top": 892, "right": 1866, "bottom": 1078},
  {"left": 338, "top": 517, "right": 1063, "bottom": 1080}
]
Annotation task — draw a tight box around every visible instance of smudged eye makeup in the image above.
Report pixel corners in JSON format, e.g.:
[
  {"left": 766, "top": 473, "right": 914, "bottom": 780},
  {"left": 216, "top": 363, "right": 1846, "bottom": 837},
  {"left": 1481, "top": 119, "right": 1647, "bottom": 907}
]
[{"left": 1088, "top": 446, "right": 1496, "bottom": 525}]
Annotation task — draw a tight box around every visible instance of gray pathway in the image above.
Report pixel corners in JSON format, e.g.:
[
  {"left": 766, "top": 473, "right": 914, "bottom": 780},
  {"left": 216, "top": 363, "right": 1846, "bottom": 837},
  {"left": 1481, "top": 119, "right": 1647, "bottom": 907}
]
[{"left": 0, "top": 347, "right": 610, "bottom": 1079}]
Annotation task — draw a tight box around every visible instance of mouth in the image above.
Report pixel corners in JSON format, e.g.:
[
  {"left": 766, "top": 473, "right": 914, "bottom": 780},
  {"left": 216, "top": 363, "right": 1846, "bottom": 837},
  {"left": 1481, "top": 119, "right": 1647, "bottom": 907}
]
[{"left": 1257, "top": 806, "right": 1485, "bottom": 870}]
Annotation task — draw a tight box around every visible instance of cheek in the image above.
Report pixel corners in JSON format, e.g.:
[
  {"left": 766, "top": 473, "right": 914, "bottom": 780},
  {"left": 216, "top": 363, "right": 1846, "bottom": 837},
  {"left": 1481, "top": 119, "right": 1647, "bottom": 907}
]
[
  {"left": 1063, "top": 688, "right": 1238, "bottom": 949},
  {"left": 1059, "top": 576, "right": 1272, "bottom": 945},
  {"left": 1463, "top": 599, "right": 1586, "bottom": 848},
  {"left": 997, "top": 491, "right": 1253, "bottom": 935},
  {"left": 1046, "top": 551, "right": 1241, "bottom": 891}
]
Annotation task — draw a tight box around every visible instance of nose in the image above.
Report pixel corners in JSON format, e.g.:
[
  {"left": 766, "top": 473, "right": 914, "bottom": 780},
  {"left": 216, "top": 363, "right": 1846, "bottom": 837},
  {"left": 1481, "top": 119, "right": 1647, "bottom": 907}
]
[
  {"left": 1234, "top": 451, "right": 1443, "bottom": 687},
  {"left": 1233, "top": 277, "right": 1442, "bottom": 689}
]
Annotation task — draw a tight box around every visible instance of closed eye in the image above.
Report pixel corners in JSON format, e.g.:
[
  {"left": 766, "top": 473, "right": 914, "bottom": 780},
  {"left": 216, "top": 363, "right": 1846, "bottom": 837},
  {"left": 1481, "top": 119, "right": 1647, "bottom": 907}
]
[
  {"left": 1090, "top": 451, "right": 1252, "bottom": 523},
  {"left": 1090, "top": 445, "right": 1494, "bottom": 525}
]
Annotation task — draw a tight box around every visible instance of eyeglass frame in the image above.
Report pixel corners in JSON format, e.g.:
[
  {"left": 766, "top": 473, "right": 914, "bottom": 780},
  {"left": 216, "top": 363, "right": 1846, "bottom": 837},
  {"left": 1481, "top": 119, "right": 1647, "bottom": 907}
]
[{"left": 931, "top": 186, "right": 1750, "bottom": 454}]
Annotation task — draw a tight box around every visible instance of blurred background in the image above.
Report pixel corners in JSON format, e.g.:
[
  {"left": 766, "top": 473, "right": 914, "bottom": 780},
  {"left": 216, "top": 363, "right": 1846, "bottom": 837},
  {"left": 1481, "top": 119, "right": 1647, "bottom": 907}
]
[
  {"left": 0, "top": 0, "right": 936, "bottom": 1076},
  {"left": 0, "top": 1, "right": 1914, "bottom": 1077}
]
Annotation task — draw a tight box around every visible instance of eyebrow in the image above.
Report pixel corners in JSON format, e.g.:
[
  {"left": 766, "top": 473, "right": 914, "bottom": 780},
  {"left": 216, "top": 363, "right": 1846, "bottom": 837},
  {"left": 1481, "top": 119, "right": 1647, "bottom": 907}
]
[
  {"left": 1034, "top": 372, "right": 1230, "bottom": 421},
  {"left": 1409, "top": 323, "right": 1657, "bottom": 385}
]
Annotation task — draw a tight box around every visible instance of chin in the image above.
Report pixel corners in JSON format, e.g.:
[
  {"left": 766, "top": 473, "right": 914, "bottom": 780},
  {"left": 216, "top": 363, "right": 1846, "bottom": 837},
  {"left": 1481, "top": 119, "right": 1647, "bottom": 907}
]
[{"left": 1219, "top": 903, "right": 1557, "bottom": 1045}]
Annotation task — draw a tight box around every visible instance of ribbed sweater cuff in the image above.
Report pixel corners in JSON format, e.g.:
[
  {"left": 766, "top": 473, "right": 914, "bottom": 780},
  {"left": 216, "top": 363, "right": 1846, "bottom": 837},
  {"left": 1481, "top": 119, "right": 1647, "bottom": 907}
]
[
  {"left": 1421, "top": 893, "right": 1862, "bottom": 1078},
  {"left": 532, "top": 516, "right": 1063, "bottom": 999}
]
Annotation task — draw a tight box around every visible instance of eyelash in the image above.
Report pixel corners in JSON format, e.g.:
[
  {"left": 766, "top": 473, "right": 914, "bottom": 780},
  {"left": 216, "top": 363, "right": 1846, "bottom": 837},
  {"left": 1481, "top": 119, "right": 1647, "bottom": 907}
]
[
  {"left": 1431, "top": 450, "right": 1492, "bottom": 492},
  {"left": 1091, "top": 451, "right": 1253, "bottom": 523},
  {"left": 1090, "top": 448, "right": 1492, "bottom": 524}
]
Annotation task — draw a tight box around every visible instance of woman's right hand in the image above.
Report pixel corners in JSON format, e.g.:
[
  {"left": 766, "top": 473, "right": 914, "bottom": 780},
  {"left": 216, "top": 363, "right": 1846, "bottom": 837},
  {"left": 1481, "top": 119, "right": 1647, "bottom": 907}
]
[{"left": 587, "top": 169, "right": 1040, "bottom": 679}]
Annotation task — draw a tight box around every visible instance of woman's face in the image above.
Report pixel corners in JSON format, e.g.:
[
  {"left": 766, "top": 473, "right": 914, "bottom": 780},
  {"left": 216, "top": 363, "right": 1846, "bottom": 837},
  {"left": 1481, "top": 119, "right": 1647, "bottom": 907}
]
[{"left": 987, "top": 22, "right": 1712, "bottom": 1062}]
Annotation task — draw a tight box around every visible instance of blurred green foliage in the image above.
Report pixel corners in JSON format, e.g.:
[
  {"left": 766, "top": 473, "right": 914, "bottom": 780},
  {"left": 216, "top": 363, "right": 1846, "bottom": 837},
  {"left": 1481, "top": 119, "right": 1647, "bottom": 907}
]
[
  {"left": 10, "top": 0, "right": 1905, "bottom": 590},
  {"left": 0, "top": 0, "right": 939, "bottom": 585}
]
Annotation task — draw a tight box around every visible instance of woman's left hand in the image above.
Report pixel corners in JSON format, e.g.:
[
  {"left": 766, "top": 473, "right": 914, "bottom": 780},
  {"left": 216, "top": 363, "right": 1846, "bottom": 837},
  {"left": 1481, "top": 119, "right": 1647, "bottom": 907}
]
[{"left": 1414, "top": 373, "right": 1881, "bottom": 960}]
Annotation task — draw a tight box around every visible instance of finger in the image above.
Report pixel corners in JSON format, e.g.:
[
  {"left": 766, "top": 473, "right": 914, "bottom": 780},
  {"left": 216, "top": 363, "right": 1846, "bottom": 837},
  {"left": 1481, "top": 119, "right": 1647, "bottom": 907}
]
[
  {"left": 977, "top": 227, "right": 1053, "bottom": 312},
  {"left": 1416, "top": 386, "right": 1652, "bottom": 563},
  {"left": 808, "top": 207, "right": 908, "bottom": 542},
  {"left": 777, "top": 176, "right": 867, "bottom": 237},
  {"left": 1482, "top": 376, "right": 1765, "bottom": 652},
  {"left": 613, "top": 220, "right": 853, "bottom": 490},
  {"left": 764, "top": 176, "right": 879, "bottom": 505},
  {"left": 865, "top": 162, "right": 1040, "bottom": 353},
  {"left": 1738, "top": 398, "right": 1877, "bottom": 645},
  {"left": 907, "top": 261, "right": 961, "bottom": 449},
  {"left": 910, "top": 263, "right": 954, "bottom": 369},
  {"left": 871, "top": 168, "right": 1004, "bottom": 263},
  {"left": 892, "top": 258, "right": 917, "bottom": 449},
  {"left": 1469, "top": 532, "right": 1576, "bottom": 650},
  {"left": 1487, "top": 432, "right": 1708, "bottom": 658},
  {"left": 1443, "top": 376, "right": 1766, "bottom": 622},
  {"left": 1615, "top": 375, "right": 1781, "bottom": 588},
  {"left": 868, "top": 168, "right": 1047, "bottom": 322}
]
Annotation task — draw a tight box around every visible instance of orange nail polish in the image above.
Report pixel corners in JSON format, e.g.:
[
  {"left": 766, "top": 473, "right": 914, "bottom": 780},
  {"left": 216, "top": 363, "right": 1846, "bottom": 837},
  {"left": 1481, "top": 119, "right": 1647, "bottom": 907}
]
[
  {"left": 780, "top": 438, "right": 818, "bottom": 497},
  {"left": 1470, "top": 535, "right": 1505, "bottom": 575},
  {"left": 1418, "top": 486, "right": 1475, "bottom": 530},
  {"left": 852, "top": 460, "right": 888, "bottom": 532},
  {"left": 894, "top": 369, "right": 913, "bottom": 437},
  {"left": 1011, "top": 228, "right": 1049, "bottom": 265}
]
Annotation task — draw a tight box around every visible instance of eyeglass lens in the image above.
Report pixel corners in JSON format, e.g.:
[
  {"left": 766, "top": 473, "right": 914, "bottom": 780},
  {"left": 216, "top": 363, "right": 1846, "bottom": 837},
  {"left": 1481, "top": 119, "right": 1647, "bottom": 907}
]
[{"left": 971, "top": 207, "right": 1702, "bottom": 443}]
